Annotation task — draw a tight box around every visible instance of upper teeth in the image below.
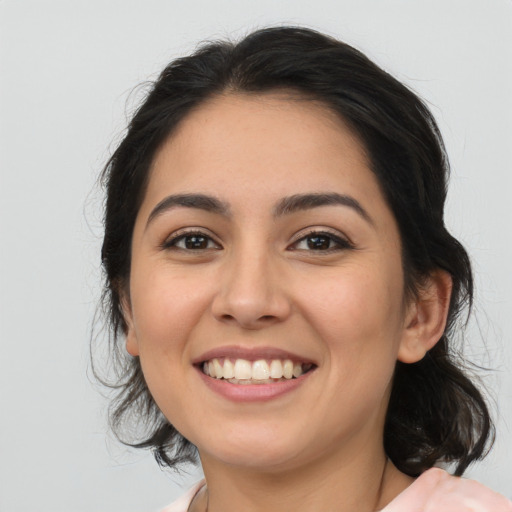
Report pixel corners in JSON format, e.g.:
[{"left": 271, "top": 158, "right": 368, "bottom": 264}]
[{"left": 202, "top": 358, "right": 310, "bottom": 380}]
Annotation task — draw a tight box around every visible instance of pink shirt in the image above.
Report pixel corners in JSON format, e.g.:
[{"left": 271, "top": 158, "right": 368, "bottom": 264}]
[
  {"left": 161, "top": 480, "right": 205, "bottom": 512},
  {"left": 161, "top": 468, "right": 512, "bottom": 512}
]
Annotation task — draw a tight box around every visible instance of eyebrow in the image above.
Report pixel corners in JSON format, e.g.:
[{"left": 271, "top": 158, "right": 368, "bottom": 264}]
[
  {"left": 146, "top": 193, "right": 231, "bottom": 228},
  {"left": 145, "top": 191, "right": 373, "bottom": 228},
  {"left": 273, "top": 192, "right": 373, "bottom": 224}
]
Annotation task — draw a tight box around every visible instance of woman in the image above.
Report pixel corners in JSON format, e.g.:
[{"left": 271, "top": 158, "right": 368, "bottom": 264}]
[{"left": 98, "top": 27, "right": 512, "bottom": 511}]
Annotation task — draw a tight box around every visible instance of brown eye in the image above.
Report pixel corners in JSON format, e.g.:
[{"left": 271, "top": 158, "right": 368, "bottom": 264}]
[
  {"left": 164, "top": 231, "right": 221, "bottom": 251},
  {"left": 291, "top": 231, "right": 353, "bottom": 252},
  {"left": 184, "top": 235, "right": 209, "bottom": 249},
  {"left": 306, "top": 234, "right": 332, "bottom": 250}
]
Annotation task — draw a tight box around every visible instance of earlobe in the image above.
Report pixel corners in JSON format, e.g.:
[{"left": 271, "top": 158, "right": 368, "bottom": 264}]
[
  {"left": 120, "top": 293, "right": 140, "bottom": 357},
  {"left": 398, "top": 270, "right": 452, "bottom": 364}
]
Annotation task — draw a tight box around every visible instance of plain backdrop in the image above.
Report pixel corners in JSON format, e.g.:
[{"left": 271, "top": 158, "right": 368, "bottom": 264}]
[{"left": 1, "top": 1, "right": 511, "bottom": 511}]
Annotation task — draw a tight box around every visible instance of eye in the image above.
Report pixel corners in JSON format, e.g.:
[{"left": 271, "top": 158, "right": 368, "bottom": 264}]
[
  {"left": 291, "top": 230, "right": 353, "bottom": 252},
  {"left": 163, "top": 230, "right": 221, "bottom": 251}
]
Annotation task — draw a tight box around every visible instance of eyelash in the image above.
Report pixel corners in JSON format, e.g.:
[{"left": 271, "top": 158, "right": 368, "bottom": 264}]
[
  {"left": 162, "top": 229, "right": 221, "bottom": 251},
  {"left": 162, "top": 228, "right": 354, "bottom": 253},
  {"left": 289, "top": 230, "right": 354, "bottom": 253}
]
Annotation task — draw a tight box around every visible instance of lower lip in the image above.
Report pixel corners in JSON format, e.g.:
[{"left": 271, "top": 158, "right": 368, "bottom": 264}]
[{"left": 196, "top": 367, "right": 314, "bottom": 402}]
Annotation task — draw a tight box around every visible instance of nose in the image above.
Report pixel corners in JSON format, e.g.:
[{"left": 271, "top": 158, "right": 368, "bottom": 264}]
[{"left": 211, "top": 248, "right": 292, "bottom": 329}]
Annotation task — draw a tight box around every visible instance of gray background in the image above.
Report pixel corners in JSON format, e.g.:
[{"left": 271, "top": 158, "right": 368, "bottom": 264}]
[{"left": 1, "top": 1, "right": 511, "bottom": 510}]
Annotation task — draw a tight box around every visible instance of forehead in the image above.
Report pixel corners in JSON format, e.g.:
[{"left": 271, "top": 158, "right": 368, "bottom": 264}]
[
  {"left": 145, "top": 92, "right": 380, "bottom": 204},
  {"left": 171, "top": 90, "right": 360, "bottom": 146},
  {"left": 134, "top": 91, "right": 402, "bottom": 260},
  {"left": 163, "top": 91, "right": 367, "bottom": 162}
]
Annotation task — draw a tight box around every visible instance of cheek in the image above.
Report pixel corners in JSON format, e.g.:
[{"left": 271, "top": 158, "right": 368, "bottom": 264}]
[
  {"left": 129, "top": 267, "right": 213, "bottom": 357},
  {"left": 308, "top": 264, "right": 403, "bottom": 326},
  {"left": 127, "top": 269, "right": 212, "bottom": 428},
  {"left": 297, "top": 262, "right": 406, "bottom": 369}
]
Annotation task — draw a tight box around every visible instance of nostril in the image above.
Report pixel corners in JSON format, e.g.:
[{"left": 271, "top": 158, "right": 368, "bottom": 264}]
[{"left": 217, "top": 312, "right": 278, "bottom": 329}]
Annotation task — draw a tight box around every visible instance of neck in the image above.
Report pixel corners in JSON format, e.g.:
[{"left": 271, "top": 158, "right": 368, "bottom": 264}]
[{"left": 195, "top": 441, "right": 413, "bottom": 512}]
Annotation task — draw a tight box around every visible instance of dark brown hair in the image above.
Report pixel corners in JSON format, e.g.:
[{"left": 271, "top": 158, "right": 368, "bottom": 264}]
[{"left": 98, "top": 26, "right": 493, "bottom": 476}]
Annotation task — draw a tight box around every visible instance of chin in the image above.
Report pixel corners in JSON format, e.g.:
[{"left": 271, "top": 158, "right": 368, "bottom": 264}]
[{"left": 196, "top": 427, "right": 315, "bottom": 471}]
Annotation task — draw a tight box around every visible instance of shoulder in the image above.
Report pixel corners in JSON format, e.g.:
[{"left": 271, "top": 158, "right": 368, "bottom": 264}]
[
  {"left": 382, "top": 468, "right": 512, "bottom": 512},
  {"left": 160, "top": 480, "right": 206, "bottom": 512}
]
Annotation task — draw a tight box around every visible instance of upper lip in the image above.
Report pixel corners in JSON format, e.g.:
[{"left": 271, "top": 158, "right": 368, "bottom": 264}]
[{"left": 193, "top": 345, "right": 317, "bottom": 365}]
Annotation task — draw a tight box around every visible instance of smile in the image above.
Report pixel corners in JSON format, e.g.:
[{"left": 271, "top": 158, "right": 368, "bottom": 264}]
[
  {"left": 202, "top": 358, "right": 315, "bottom": 384},
  {"left": 195, "top": 347, "right": 317, "bottom": 402}
]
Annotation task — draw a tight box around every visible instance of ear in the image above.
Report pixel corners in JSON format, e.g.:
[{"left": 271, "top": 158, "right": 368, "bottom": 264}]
[
  {"left": 120, "top": 292, "right": 140, "bottom": 357},
  {"left": 398, "top": 270, "right": 453, "bottom": 364}
]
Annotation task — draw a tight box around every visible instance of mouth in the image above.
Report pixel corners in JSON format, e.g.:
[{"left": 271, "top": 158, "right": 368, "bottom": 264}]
[
  {"left": 200, "top": 357, "right": 316, "bottom": 385},
  {"left": 193, "top": 346, "right": 318, "bottom": 401}
]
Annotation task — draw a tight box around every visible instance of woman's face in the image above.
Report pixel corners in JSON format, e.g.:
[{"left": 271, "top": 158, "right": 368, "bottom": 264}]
[{"left": 125, "top": 93, "right": 417, "bottom": 471}]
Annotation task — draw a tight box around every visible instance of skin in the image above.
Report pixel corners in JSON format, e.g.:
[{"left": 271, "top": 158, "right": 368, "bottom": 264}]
[{"left": 123, "top": 92, "right": 453, "bottom": 512}]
